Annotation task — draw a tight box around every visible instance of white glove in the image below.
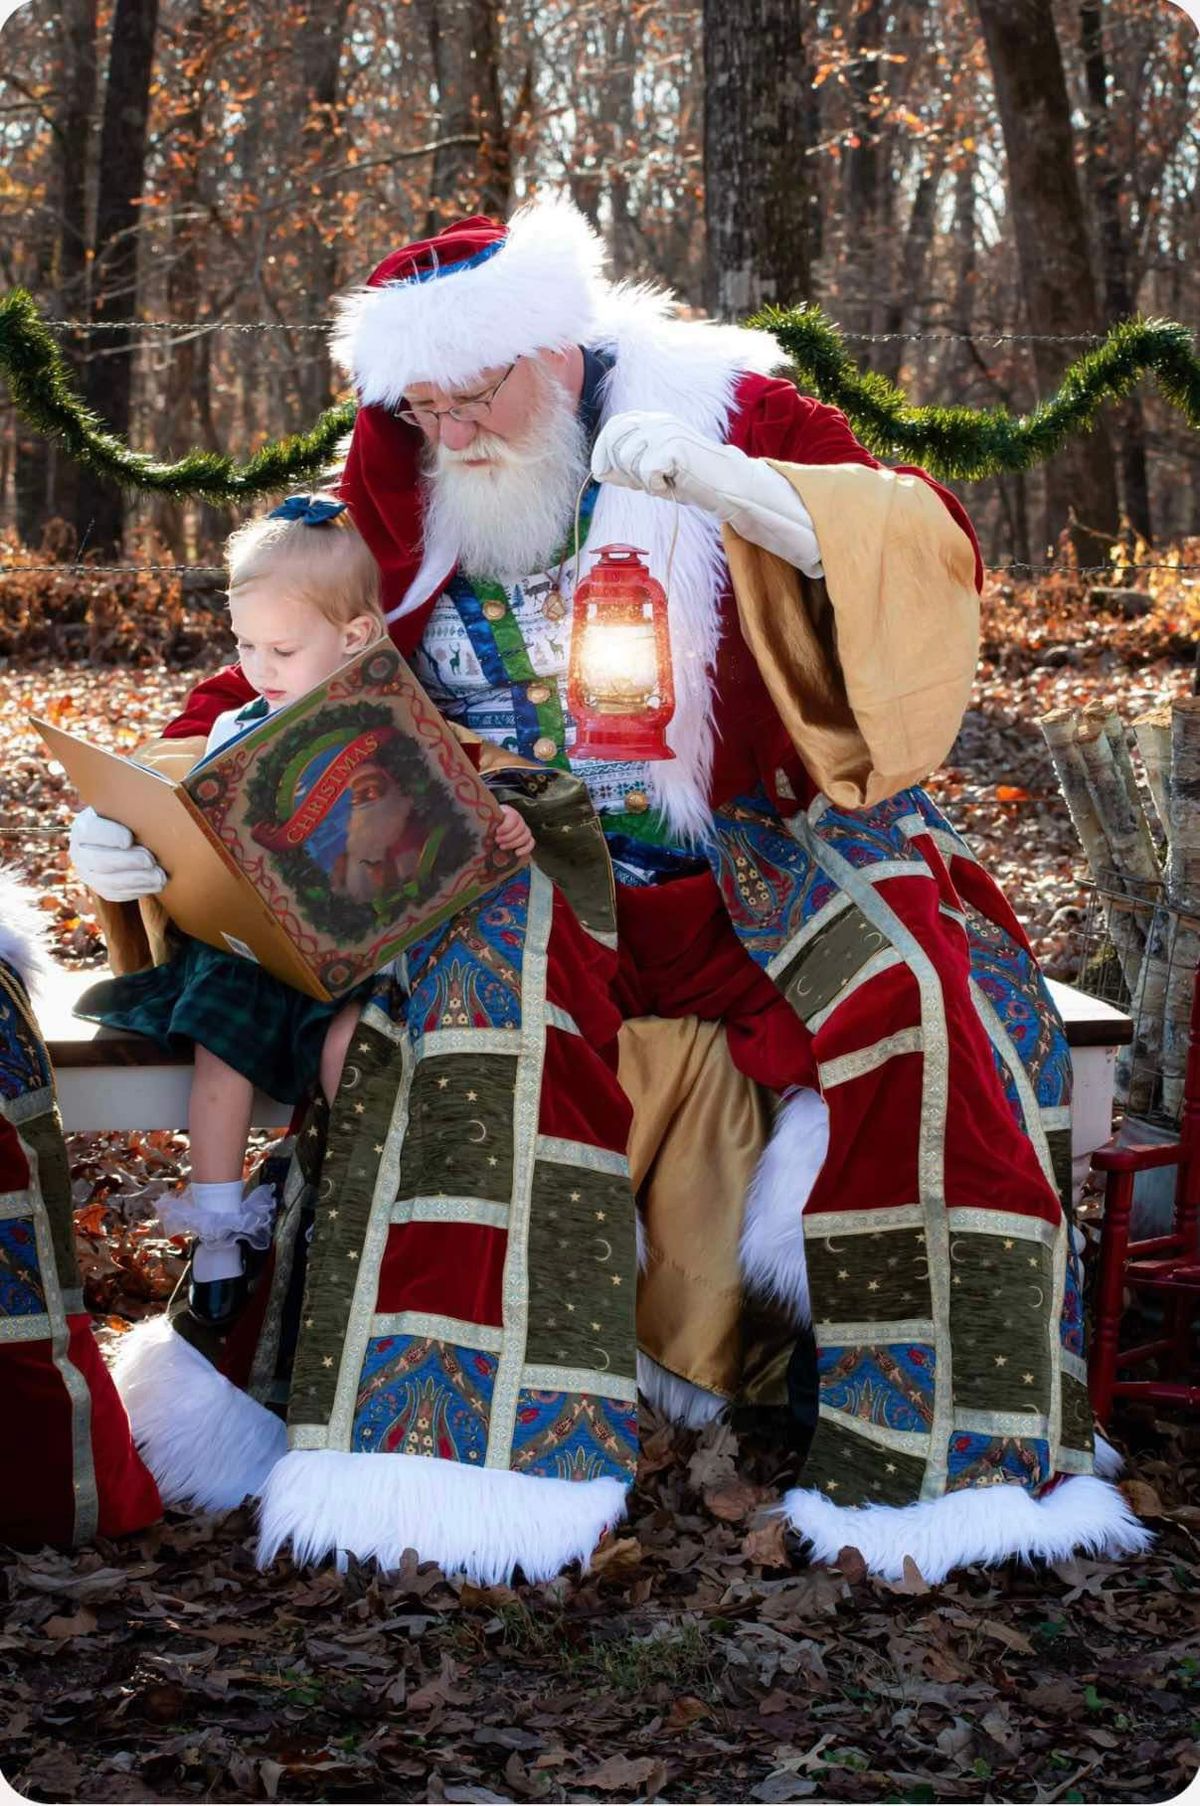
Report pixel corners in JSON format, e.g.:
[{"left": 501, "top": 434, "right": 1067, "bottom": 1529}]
[
  {"left": 68, "top": 806, "right": 168, "bottom": 902},
  {"left": 591, "top": 410, "right": 824, "bottom": 579}
]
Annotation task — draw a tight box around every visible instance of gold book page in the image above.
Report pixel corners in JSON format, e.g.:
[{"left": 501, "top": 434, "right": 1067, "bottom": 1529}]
[{"left": 32, "top": 719, "right": 328, "bottom": 999}]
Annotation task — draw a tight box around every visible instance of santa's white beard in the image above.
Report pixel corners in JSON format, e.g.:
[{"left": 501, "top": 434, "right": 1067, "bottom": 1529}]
[{"left": 421, "top": 381, "right": 589, "bottom": 586}]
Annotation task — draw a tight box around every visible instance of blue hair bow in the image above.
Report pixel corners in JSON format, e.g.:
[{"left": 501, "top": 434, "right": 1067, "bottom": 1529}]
[{"left": 268, "top": 494, "right": 347, "bottom": 526}]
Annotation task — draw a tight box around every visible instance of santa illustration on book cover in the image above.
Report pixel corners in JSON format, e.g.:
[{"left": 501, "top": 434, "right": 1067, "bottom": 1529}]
[{"left": 184, "top": 640, "right": 515, "bottom": 995}]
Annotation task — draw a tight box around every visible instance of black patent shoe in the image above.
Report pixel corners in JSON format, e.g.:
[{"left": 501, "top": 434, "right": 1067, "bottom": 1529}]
[{"left": 188, "top": 1269, "right": 248, "bottom": 1327}]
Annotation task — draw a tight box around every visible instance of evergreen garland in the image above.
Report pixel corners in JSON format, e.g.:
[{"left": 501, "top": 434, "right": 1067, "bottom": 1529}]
[
  {"left": 760, "top": 306, "right": 1200, "bottom": 479},
  {"left": 2, "top": 285, "right": 1197, "bottom": 504},
  {"left": 0, "top": 289, "right": 354, "bottom": 504}
]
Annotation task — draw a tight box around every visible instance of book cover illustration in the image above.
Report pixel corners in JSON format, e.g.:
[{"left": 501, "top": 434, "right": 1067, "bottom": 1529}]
[{"left": 185, "top": 640, "right": 519, "bottom": 996}]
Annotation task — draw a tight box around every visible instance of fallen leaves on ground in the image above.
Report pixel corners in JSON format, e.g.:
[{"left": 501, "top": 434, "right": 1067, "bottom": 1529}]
[
  {"left": 2, "top": 1411, "right": 1198, "bottom": 1803},
  {"left": 1, "top": 564, "right": 1198, "bottom": 1803}
]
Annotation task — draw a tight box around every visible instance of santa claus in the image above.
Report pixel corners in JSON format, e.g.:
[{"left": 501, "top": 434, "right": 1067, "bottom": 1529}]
[{"left": 73, "top": 194, "right": 1145, "bottom": 1586}]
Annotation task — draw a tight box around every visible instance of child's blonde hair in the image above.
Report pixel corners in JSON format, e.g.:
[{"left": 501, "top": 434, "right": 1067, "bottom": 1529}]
[{"left": 226, "top": 495, "right": 383, "bottom": 628}]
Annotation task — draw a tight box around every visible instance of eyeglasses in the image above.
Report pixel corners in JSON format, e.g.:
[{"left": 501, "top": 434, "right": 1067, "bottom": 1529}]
[{"left": 395, "top": 361, "right": 518, "bottom": 430}]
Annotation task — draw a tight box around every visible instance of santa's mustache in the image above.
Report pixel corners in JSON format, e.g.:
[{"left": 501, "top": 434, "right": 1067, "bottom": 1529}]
[
  {"left": 434, "top": 431, "right": 549, "bottom": 471},
  {"left": 420, "top": 377, "right": 589, "bottom": 583}
]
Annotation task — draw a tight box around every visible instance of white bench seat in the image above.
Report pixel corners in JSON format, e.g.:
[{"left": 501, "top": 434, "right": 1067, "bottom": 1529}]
[{"left": 38, "top": 967, "right": 1132, "bottom": 1150}]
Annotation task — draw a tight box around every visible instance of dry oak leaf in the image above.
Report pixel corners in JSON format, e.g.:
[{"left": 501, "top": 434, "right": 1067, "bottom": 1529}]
[
  {"left": 705, "top": 1476, "right": 771, "bottom": 1522},
  {"left": 743, "top": 1513, "right": 791, "bottom": 1567},
  {"left": 577, "top": 1754, "right": 668, "bottom": 1796},
  {"left": 833, "top": 1543, "right": 868, "bottom": 1584},
  {"left": 878, "top": 1554, "right": 930, "bottom": 1595},
  {"left": 663, "top": 1695, "right": 711, "bottom": 1733},
  {"left": 41, "top": 1607, "right": 98, "bottom": 1639},
  {"left": 685, "top": 1419, "right": 740, "bottom": 1491},
  {"left": 1120, "top": 1477, "right": 1166, "bottom": 1517},
  {"left": 589, "top": 1534, "right": 644, "bottom": 1576}
]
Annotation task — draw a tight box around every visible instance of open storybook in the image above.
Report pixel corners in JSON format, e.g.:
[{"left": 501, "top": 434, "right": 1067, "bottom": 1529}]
[{"left": 35, "top": 639, "right": 524, "bottom": 1002}]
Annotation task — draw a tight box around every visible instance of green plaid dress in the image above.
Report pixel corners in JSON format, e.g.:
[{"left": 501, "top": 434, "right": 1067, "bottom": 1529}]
[{"left": 75, "top": 937, "right": 341, "bottom": 1105}]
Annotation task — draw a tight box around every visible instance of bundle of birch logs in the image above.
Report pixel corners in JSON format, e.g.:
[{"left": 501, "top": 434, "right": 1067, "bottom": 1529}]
[{"left": 1040, "top": 696, "right": 1200, "bottom": 1121}]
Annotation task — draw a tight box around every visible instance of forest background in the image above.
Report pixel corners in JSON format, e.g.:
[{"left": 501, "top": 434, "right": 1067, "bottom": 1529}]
[
  {"left": 2, "top": 5, "right": 1200, "bottom": 1804},
  {"left": 0, "top": 0, "right": 1198, "bottom": 571}
]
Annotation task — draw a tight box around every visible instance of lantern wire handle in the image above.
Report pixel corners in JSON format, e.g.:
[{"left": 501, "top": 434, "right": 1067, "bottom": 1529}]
[{"left": 570, "top": 474, "right": 682, "bottom": 601}]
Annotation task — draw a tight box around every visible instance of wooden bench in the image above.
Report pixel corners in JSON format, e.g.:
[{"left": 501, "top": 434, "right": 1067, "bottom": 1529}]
[{"left": 39, "top": 967, "right": 1133, "bottom": 1157}]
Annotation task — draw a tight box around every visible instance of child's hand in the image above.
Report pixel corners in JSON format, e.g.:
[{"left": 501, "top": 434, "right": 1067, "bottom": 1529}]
[{"left": 496, "top": 804, "right": 535, "bottom": 860}]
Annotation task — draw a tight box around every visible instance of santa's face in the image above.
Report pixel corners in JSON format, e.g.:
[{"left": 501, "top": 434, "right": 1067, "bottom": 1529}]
[
  {"left": 346, "top": 762, "right": 412, "bottom": 843},
  {"left": 403, "top": 357, "right": 543, "bottom": 457},
  {"left": 410, "top": 355, "right": 590, "bottom": 585}
]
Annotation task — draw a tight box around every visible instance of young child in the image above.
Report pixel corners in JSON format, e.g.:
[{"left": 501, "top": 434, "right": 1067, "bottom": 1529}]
[{"left": 77, "top": 495, "right": 533, "bottom": 1323}]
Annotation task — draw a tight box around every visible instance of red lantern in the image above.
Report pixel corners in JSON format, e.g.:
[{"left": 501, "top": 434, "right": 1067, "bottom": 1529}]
[{"left": 567, "top": 544, "right": 676, "bottom": 762}]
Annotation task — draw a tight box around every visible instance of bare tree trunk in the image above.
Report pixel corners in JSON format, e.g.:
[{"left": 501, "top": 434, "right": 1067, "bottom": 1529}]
[
  {"left": 838, "top": 0, "right": 884, "bottom": 342},
  {"left": 702, "top": 0, "right": 813, "bottom": 318},
  {"left": 423, "top": 0, "right": 510, "bottom": 226},
  {"left": 950, "top": 153, "right": 976, "bottom": 346},
  {"left": 973, "top": 0, "right": 1120, "bottom": 563},
  {"left": 15, "top": 0, "right": 97, "bottom": 541},
  {"left": 1078, "top": 0, "right": 1152, "bottom": 545},
  {"left": 74, "top": 0, "right": 159, "bottom": 556},
  {"left": 293, "top": 0, "right": 354, "bottom": 425},
  {"left": 150, "top": 0, "right": 208, "bottom": 559},
  {"left": 13, "top": 207, "right": 55, "bottom": 545},
  {"left": 602, "top": 9, "right": 640, "bottom": 280},
  {"left": 876, "top": 152, "right": 945, "bottom": 386},
  {"left": 50, "top": 0, "right": 97, "bottom": 527}
]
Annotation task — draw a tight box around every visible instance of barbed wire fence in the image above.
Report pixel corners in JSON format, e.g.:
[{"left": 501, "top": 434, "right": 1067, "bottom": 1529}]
[{"left": 3, "top": 304, "right": 1199, "bottom": 580}]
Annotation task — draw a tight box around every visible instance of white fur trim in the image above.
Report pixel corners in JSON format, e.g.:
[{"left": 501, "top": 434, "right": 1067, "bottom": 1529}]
[
  {"left": 739, "top": 1088, "right": 830, "bottom": 1324},
  {"left": 586, "top": 285, "right": 785, "bottom": 839},
  {"left": 0, "top": 864, "right": 52, "bottom": 1000},
  {"left": 1093, "top": 1432, "right": 1124, "bottom": 1479},
  {"left": 782, "top": 1473, "right": 1151, "bottom": 1584},
  {"left": 333, "top": 195, "right": 608, "bottom": 407},
  {"left": 372, "top": 201, "right": 790, "bottom": 838},
  {"left": 256, "top": 1448, "right": 627, "bottom": 1585},
  {"left": 637, "top": 1350, "right": 728, "bottom": 1428},
  {"left": 385, "top": 515, "right": 458, "bottom": 623},
  {"left": 111, "top": 1314, "right": 286, "bottom": 1511}
]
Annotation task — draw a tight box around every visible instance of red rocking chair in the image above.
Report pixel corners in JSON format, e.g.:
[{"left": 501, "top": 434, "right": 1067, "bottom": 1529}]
[{"left": 1088, "top": 957, "right": 1200, "bottom": 1422}]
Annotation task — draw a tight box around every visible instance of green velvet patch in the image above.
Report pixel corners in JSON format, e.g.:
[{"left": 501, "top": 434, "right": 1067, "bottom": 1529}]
[
  {"left": 1061, "top": 1372, "right": 1095, "bottom": 1455},
  {"left": 803, "top": 1414, "right": 927, "bottom": 1507},
  {"left": 1045, "top": 1127, "right": 1074, "bottom": 1217},
  {"left": 523, "top": 1162, "right": 637, "bottom": 1373},
  {"left": 488, "top": 768, "right": 617, "bottom": 943},
  {"left": 803, "top": 1224, "right": 932, "bottom": 1323},
  {"left": 776, "top": 904, "right": 890, "bottom": 1025},
  {"left": 397, "top": 1053, "right": 518, "bottom": 1205},
  {"left": 290, "top": 1022, "right": 403, "bottom": 1426},
  {"left": 948, "top": 1231, "right": 1055, "bottom": 1412},
  {"left": 20, "top": 1107, "right": 78, "bottom": 1291}
]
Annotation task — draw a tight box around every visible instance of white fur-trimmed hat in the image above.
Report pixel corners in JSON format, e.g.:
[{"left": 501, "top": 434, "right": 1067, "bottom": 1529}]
[{"left": 331, "top": 194, "right": 609, "bottom": 409}]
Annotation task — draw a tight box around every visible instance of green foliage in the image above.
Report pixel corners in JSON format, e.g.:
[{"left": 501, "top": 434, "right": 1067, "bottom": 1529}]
[
  {"left": 2, "top": 287, "right": 1198, "bottom": 504},
  {"left": 0, "top": 288, "right": 354, "bottom": 504},
  {"left": 760, "top": 305, "right": 1200, "bottom": 480}
]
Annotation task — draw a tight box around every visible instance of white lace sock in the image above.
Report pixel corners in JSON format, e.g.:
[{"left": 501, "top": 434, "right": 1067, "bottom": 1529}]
[
  {"left": 159, "top": 1179, "right": 277, "bottom": 1283},
  {"left": 187, "top": 1180, "right": 248, "bottom": 1281}
]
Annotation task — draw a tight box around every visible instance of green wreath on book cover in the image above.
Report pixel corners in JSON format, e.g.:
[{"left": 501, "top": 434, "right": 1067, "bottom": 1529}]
[{"left": 235, "top": 700, "right": 479, "bottom": 944}]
